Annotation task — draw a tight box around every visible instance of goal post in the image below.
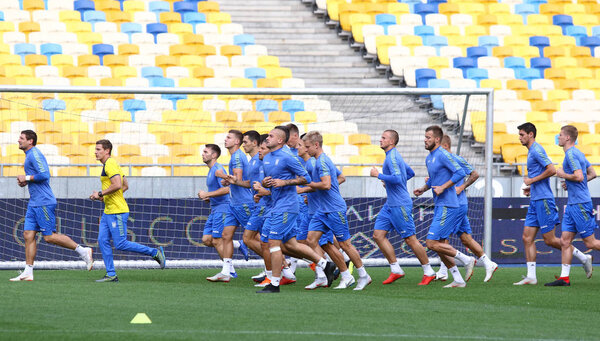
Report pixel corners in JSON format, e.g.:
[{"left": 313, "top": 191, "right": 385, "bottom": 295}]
[{"left": 0, "top": 85, "right": 494, "bottom": 270}]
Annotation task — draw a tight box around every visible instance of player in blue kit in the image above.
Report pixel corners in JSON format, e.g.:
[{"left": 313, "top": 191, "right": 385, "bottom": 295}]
[
  {"left": 414, "top": 126, "right": 476, "bottom": 288},
  {"left": 256, "top": 126, "right": 335, "bottom": 293},
  {"left": 304, "top": 131, "right": 372, "bottom": 290},
  {"left": 208, "top": 130, "right": 250, "bottom": 282},
  {"left": 369, "top": 129, "right": 436, "bottom": 286},
  {"left": 296, "top": 135, "right": 346, "bottom": 289},
  {"left": 197, "top": 144, "right": 232, "bottom": 281},
  {"left": 545, "top": 125, "right": 598, "bottom": 286},
  {"left": 11, "top": 130, "right": 93, "bottom": 281},
  {"left": 435, "top": 135, "right": 499, "bottom": 283},
  {"left": 513, "top": 123, "right": 591, "bottom": 285}
]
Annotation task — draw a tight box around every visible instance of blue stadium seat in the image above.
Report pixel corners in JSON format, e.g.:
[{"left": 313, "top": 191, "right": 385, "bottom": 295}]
[
  {"left": 183, "top": 12, "right": 206, "bottom": 28},
  {"left": 141, "top": 66, "right": 164, "bottom": 79},
  {"left": 427, "top": 0, "right": 447, "bottom": 4},
  {"left": 83, "top": 10, "right": 106, "bottom": 28},
  {"left": 515, "top": 4, "right": 536, "bottom": 22},
  {"left": 414, "top": 3, "right": 437, "bottom": 25},
  {"left": 124, "top": 99, "right": 147, "bottom": 122},
  {"left": 592, "top": 26, "right": 600, "bottom": 37},
  {"left": 74, "top": 0, "right": 95, "bottom": 20},
  {"left": 552, "top": 15, "right": 573, "bottom": 35},
  {"left": 530, "top": 57, "right": 551, "bottom": 76},
  {"left": 162, "top": 94, "right": 187, "bottom": 109},
  {"left": 147, "top": 23, "right": 168, "bottom": 43},
  {"left": 581, "top": 36, "right": 600, "bottom": 57},
  {"left": 121, "top": 22, "right": 143, "bottom": 43},
  {"left": 14, "top": 43, "right": 36, "bottom": 63},
  {"left": 0, "top": 11, "right": 4, "bottom": 21},
  {"left": 375, "top": 14, "right": 396, "bottom": 35},
  {"left": 42, "top": 99, "right": 66, "bottom": 121},
  {"left": 466, "top": 68, "right": 488, "bottom": 87},
  {"left": 149, "top": 1, "right": 170, "bottom": 21},
  {"left": 466, "top": 46, "right": 488, "bottom": 60},
  {"left": 256, "top": 99, "right": 279, "bottom": 120},
  {"left": 234, "top": 34, "right": 255, "bottom": 53},
  {"left": 516, "top": 68, "right": 540, "bottom": 88},
  {"left": 453, "top": 57, "right": 476, "bottom": 77},
  {"left": 40, "top": 43, "right": 62, "bottom": 64},
  {"left": 150, "top": 77, "right": 175, "bottom": 88},
  {"left": 529, "top": 36, "right": 549, "bottom": 57},
  {"left": 565, "top": 26, "right": 587, "bottom": 45},
  {"left": 245, "top": 67, "right": 266, "bottom": 86},
  {"left": 478, "top": 36, "right": 499, "bottom": 55},
  {"left": 415, "top": 68, "right": 436, "bottom": 89},
  {"left": 282, "top": 100, "right": 304, "bottom": 121},
  {"left": 504, "top": 56, "right": 526, "bottom": 70},
  {"left": 428, "top": 78, "right": 449, "bottom": 110},
  {"left": 173, "top": 1, "right": 196, "bottom": 22},
  {"left": 414, "top": 25, "right": 435, "bottom": 38},
  {"left": 92, "top": 44, "right": 114, "bottom": 65},
  {"left": 423, "top": 35, "right": 447, "bottom": 54}
]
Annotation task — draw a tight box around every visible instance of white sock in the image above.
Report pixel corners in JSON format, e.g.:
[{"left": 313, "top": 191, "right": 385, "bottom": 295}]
[
  {"left": 271, "top": 276, "right": 280, "bottom": 287},
  {"left": 422, "top": 263, "right": 435, "bottom": 276},
  {"left": 266, "top": 270, "right": 273, "bottom": 280},
  {"left": 478, "top": 254, "right": 492, "bottom": 267},
  {"left": 438, "top": 262, "right": 448, "bottom": 274},
  {"left": 289, "top": 257, "right": 298, "bottom": 273},
  {"left": 317, "top": 258, "right": 327, "bottom": 269},
  {"left": 356, "top": 266, "right": 367, "bottom": 278},
  {"left": 560, "top": 264, "right": 571, "bottom": 278},
  {"left": 221, "top": 258, "right": 232, "bottom": 275},
  {"left": 282, "top": 266, "right": 295, "bottom": 279},
  {"left": 233, "top": 240, "right": 241, "bottom": 248},
  {"left": 230, "top": 263, "right": 236, "bottom": 274},
  {"left": 526, "top": 261, "right": 536, "bottom": 279},
  {"left": 74, "top": 245, "right": 87, "bottom": 257},
  {"left": 316, "top": 266, "right": 325, "bottom": 278},
  {"left": 454, "top": 250, "right": 471, "bottom": 265},
  {"left": 340, "top": 270, "right": 353, "bottom": 280},
  {"left": 340, "top": 249, "right": 350, "bottom": 262},
  {"left": 449, "top": 266, "right": 465, "bottom": 283},
  {"left": 572, "top": 247, "right": 587, "bottom": 263},
  {"left": 23, "top": 264, "right": 33, "bottom": 276},
  {"left": 390, "top": 262, "right": 404, "bottom": 274}
]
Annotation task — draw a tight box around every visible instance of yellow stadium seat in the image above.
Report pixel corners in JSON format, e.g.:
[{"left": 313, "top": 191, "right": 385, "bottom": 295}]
[
  {"left": 428, "top": 56, "right": 449, "bottom": 70},
  {"left": 230, "top": 78, "right": 252, "bottom": 88},
  {"left": 555, "top": 79, "right": 579, "bottom": 92},
  {"left": 0, "top": 77, "right": 17, "bottom": 85},
  {"left": 61, "top": 66, "right": 87, "bottom": 78},
  {"left": 77, "top": 32, "right": 103, "bottom": 45},
  {"left": 59, "top": 10, "right": 82, "bottom": 23},
  {"left": 160, "top": 12, "right": 181, "bottom": 24},
  {"left": 104, "top": 55, "right": 128, "bottom": 68},
  {"left": 221, "top": 45, "right": 242, "bottom": 59},
  {"left": 182, "top": 133, "right": 215, "bottom": 146},
  {"left": 19, "top": 21, "right": 40, "bottom": 35},
  {"left": 67, "top": 22, "right": 92, "bottom": 34},
  {"left": 543, "top": 46, "right": 567, "bottom": 59},
  {"left": 493, "top": 46, "right": 513, "bottom": 59},
  {"left": 552, "top": 57, "right": 576, "bottom": 69},
  {"left": 100, "top": 78, "right": 123, "bottom": 86},
  {"left": 170, "top": 23, "right": 193, "bottom": 35},
  {"left": 196, "top": 44, "right": 218, "bottom": 57},
  {"left": 24, "top": 54, "right": 47, "bottom": 67},
  {"left": 518, "top": 90, "right": 543, "bottom": 102},
  {"left": 439, "top": 25, "right": 460, "bottom": 37},
  {"left": 294, "top": 111, "right": 317, "bottom": 131},
  {"left": 256, "top": 78, "right": 279, "bottom": 88},
  {"left": 94, "top": 122, "right": 118, "bottom": 134},
  {"left": 215, "top": 110, "right": 238, "bottom": 123},
  {"left": 78, "top": 55, "right": 100, "bottom": 67},
  {"left": 0, "top": 22, "right": 15, "bottom": 34},
  {"left": 156, "top": 55, "right": 179, "bottom": 69},
  {"left": 348, "top": 133, "right": 371, "bottom": 146},
  {"left": 117, "top": 144, "right": 141, "bottom": 157},
  {"left": 438, "top": 2, "right": 458, "bottom": 16},
  {"left": 359, "top": 144, "right": 382, "bottom": 157},
  {"left": 479, "top": 79, "right": 502, "bottom": 90},
  {"left": 257, "top": 56, "right": 280, "bottom": 68},
  {"left": 527, "top": 14, "right": 550, "bottom": 25},
  {"left": 207, "top": 12, "right": 231, "bottom": 26},
  {"left": 27, "top": 109, "right": 51, "bottom": 122},
  {"left": 23, "top": 0, "right": 45, "bottom": 11},
  {"left": 573, "top": 14, "right": 599, "bottom": 26},
  {"left": 198, "top": 1, "right": 220, "bottom": 13},
  {"left": 506, "top": 79, "right": 529, "bottom": 91},
  {"left": 106, "top": 11, "right": 132, "bottom": 24},
  {"left": 178, "top": 78, "right": 203, "bottom": 87},
  {"left": 6, "top": 66, "right": 33, "bottom": 78},
  {"left": 123, "top": 0, "right": 145, "bottom": 12},
  {"left": 51, "top": 55, "right": 74, "bottom": 68},
  {"left": 113, "top": 66, "right": 137, "bottom": 79},
  {"left": 108, "top": 110, "right": 131, "bottom": 122},
  {"left": 268, "top": 111, "right": 291, "bottom": 124},
  {"left": 540, "top": 3, "right": 564, "bottom": 15},
  {"left": 550, "top": 36, "right": 576, "bottom": 48},
  {"left": 0, "top": 55, "right": 22, "bottom": 67},
  {"left": 118, "top": 44, "right": 139, "bottom": 56},
  {"left": 180, "top": 55, "right": 205, "bottom": 68},
  {"left": 531, "top": 101, "right": 560, "bottom": 114}
]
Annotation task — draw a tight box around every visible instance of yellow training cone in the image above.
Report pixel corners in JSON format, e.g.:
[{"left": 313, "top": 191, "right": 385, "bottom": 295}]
[{"left": 130, "top": 313, "right": 152, "bottom": 324}]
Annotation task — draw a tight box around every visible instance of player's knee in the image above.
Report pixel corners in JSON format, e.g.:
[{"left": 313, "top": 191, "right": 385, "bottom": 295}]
[
  {"left": 425, "top": 239, "right": 438, "bottom": 251},
  {"left": 583, "top": 238, "right": 596, "bottom": 249},
  {"left": 43, "top": 234, "right": 55, "bottom": 243},
  {"left": 372, "top": 232, "right": 385, "bottom": 243},
  {"left": 114, "top": 239, "right": 129, "bottom": 250},
  {"left": 202, "top": 235, "right": 213, "bottom": 247},
  {"left": 522, "top": 233, "right": 534, "bottom": 245}
]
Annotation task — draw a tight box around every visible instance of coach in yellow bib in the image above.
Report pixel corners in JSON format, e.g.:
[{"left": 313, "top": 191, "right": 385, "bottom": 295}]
[{"left": 89, "top": 139, "right": 166, "bottom": 282}]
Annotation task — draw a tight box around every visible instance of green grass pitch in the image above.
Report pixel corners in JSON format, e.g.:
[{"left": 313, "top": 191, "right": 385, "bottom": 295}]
[{"left": 1, "top": 266, "right": 598, "bottom": 340}]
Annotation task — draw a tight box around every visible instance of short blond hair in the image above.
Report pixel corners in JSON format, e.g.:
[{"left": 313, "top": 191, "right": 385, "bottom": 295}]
[{"left": 304, "top": 131, "right": 323, "bottom": 147}]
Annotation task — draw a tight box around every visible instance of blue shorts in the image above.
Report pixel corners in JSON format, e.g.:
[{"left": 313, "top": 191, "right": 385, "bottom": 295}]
[
  {"left": 245, "top": 205, "right": 267, "bottom": 233},
  {"left": 427, "top": 206, "right": 463, "bottom": 240},
  {"left": 24, "top": 204, "right": 56, "bottom": 236},
  {"left": 299, "top": 213, "right": 334, "bottom": 246},
  {"left": 204, "top": 211, "right": 227, "bottom": 238},
  {"left": 296, "top": 211, "right": 311, "bottom": 241},
  {"left": 373, "top": 204, "right": 416, "bottom": 239},
  {"left": 260, "top": 220, "right": 271, "bottom": 243},
  {"left": 562, "top": 202, "right": 599, "bottom": 239},
  {"left": 224, "top": 203, "right": 254, "bottom": 228},
  {"left": 453, "top": 204, "right": 472, "bottom": 236},
  {"left": 265, "top": 212, "right": 298, "bottom": 243},
  {"left": 308, "top": 211, "right": 351, "bottom": 242},
  {"left": 524, "top": 198, "right": 559, "bottom": 234}
]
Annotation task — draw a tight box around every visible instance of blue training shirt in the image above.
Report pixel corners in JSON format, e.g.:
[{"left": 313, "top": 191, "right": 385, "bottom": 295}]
[
  {"left": 527, "top": 141, "right": 554, "bottom": 200},
  {"left": 452, "top": 153, "right": 474, "bottom": 206},
  {"left": 24, "top": 146, "right": 56, "bottom": 207},
  {"left": 207, "top": 162, "right": 229, "bottom": 212},
  {"left": 247, "top": 152, "right": 269, "bottom": 207},
  {"left": 228, "top": 148, "right": 253, "bottom": 205},
  {"left": 425, "top": 146, "right": 465, "bottom": 208},
  {"left": 305, "top": 157, "right": 342, "bottom": 215},
  {"left": 563, "top": 146, "right": 592, "bottom": 204},
  {"left": 311, "top": 153, "right": 346, "bottom": 213},
  {"left": 377, "top": 148, "right": 414, "bottom": 207},
  {"left": 263, "top": 147, "right": 311, "bottom": 214}
]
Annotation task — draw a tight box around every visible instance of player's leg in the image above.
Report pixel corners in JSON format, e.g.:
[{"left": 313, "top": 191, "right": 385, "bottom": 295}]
[
  {"left": 221, "top": 224, "right": 237, "bottom": 267},
  {"left": 372, "top": 206, "right": 404, "bottom": 283},
  {"left": 545, "top": 231, "right": 575, "bottom": 286},
  {"left": 518, "top": 226, "right": 539, "bottom": 285},
  {"left": 10, "top": 230, "right": 37, "bottom": 281},
  {"left": 96, "top": 213, "right": 118, "bottom": 282},
  {"left": 459, "top": 233, "right": 498, "bottom": 282},
  {"left": 242, "top": 229, "right": 262, "bottom": 257},
  {"left": 109, "top": 213, "right": 166, "bottom": 271},
  {"left": 305, "top": 214, "right": 336, "bottom": 286},
  {"left": 207, "top": 213, "right": 232, "bottom": 281}
]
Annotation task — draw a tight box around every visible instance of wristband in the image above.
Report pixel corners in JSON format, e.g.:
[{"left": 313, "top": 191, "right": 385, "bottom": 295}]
[
  {"left": 25, "top": 176, "right": 32, "bottom": 181},
  {"left": 98, "top": 191, "right": 103, "bottom": 198}
]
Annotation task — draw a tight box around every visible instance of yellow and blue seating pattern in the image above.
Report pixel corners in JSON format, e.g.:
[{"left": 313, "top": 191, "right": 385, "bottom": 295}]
[
  {"left": 0, "top": 0, "right": 376, "bottom": 176},
  {"left": 326, "top": 0, "right": 600, "bottom": 173}
]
